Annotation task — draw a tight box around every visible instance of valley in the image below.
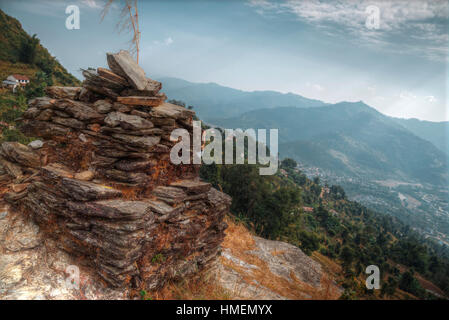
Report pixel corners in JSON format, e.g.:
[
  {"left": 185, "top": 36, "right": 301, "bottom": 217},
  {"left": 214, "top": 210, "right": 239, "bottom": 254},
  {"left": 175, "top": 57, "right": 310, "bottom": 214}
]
[
  {"left": 161, "top": 77, "right": 449, "bottom": 241},
  {"left": 298, "top": 163, "right": 449, "bottom": 240}
]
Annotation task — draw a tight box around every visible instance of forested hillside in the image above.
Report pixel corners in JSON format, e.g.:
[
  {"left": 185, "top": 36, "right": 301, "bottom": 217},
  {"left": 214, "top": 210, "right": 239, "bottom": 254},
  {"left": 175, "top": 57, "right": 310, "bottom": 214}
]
[
  {"left": 211, "top": 103, "right": 449, "bottom": 238},
  {"left": 0, "top": 9, "right": 79, "bottom": 86},
  {"left": 0, "top": 9, "right": 80, "bottom": 144},
  {"left": 196, "top": 126, "right": 449, "bottom": 299}
]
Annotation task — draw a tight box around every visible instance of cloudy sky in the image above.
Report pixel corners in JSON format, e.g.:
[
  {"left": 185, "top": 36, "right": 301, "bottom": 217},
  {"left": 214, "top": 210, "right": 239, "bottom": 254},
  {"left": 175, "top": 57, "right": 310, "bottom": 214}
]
[{"left": 1, "top": 0, "right": 448, "bottom": 121}]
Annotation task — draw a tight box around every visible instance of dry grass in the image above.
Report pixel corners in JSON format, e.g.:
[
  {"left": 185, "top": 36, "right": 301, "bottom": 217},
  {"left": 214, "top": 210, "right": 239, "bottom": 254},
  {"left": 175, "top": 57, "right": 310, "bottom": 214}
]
[
  {"left": 0, "top": 60, "right": 38, "bottom": 81},
  {"left": 147, "top": 216, "right": 342, "bottom": 300},
  {"left": 312, "top": 251, "right": 342, "bottom": 276},
  {"left": 150, "top": 268, "right": 232, "bottom": 300},
  {"left": 221, "top": 217, "right": 342, "bottom": 300}
]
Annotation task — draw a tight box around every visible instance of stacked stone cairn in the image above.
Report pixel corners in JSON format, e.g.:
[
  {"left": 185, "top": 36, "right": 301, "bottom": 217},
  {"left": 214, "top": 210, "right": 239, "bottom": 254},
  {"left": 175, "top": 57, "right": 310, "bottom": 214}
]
[{"left": 0, "top": 51, "right": 230, "bottom": 289}]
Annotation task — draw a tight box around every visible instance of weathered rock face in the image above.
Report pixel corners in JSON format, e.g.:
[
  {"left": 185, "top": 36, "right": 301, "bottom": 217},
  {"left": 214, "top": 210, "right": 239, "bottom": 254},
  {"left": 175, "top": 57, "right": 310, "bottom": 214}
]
[
  {"left": 0, "top": 203, "right": 126, "bottom": 300},
  {"left": 0, "top": 51, "right": 230, "bottom": 292},
  {"left": 217, "top": 220, "right": 343, "bottom": 300}
]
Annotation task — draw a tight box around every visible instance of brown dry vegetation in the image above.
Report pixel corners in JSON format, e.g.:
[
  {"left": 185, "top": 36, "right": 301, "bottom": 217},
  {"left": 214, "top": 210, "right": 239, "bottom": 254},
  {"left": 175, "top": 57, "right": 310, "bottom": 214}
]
[
  {"left": 149, "top": 268, "right": 232, "bottom": 300},
  {"left": 134, "top": 216, "right": 345, "bottom": 300},
  {"left": 220, "top": 217, "right": 341, "bottom": 299},
  {"left": 0, "top": 60, "right": 38, "bottom": 82}
]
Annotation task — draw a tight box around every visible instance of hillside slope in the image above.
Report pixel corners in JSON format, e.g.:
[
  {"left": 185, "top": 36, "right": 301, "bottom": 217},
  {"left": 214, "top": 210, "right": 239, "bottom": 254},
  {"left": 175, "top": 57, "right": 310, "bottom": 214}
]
[
  {"left": 392, "top": 117, "right": 448, "bottom": 155},
  {"left": 0, "top": 9, "right": 80, "bottom": 144},
  {"left": 0, "top": 9, "right": 79, "bottom": 86},
  {"left": 0, "top": 202, "right": 341, "bottom": 300},
  {"left": 199, "top": 155, "right": 449, "bottom": 299}
]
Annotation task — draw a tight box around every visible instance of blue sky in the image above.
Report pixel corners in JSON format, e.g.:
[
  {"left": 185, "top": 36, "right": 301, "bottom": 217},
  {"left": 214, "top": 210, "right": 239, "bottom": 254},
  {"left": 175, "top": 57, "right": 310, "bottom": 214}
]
[{"left": 1, "top": 0, "right": 448, "bottom": 121}]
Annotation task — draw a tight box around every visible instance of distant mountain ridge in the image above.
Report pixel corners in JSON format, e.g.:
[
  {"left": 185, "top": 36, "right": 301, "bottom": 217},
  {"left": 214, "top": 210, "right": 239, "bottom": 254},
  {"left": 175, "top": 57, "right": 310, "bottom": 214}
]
[
  {"left": 159, "top": 76, "right": 447, "bottom": 155},
  {"left": 158, "top": 76, "right": 327, "bottom": 120},
  {"left": 392, "top": 117, "right": 448, "bottom": 154},
  {"left": 212, "top": 102, "right": 448, "bottom": 186}
]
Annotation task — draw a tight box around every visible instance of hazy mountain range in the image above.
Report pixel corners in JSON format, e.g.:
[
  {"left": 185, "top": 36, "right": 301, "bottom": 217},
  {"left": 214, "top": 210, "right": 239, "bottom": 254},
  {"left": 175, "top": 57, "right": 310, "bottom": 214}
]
[
  {"left": 160, "top": 76, "right": 449, "bottom": 235},
  {"left": 160, "top": 77, "right": 448, "bottom": 155},
  {"left": 212, "top": 103, "right": 448, "bottom": 186},
  {"left": 159, "top": 77, "right": 326, "bottom": 119}
]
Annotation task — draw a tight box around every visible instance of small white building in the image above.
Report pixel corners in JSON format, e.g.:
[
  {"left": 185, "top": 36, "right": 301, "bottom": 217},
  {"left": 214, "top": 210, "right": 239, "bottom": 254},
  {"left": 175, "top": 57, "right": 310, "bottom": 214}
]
[{"left": 2, "top": 74, "right": 30, "bottom": 92}]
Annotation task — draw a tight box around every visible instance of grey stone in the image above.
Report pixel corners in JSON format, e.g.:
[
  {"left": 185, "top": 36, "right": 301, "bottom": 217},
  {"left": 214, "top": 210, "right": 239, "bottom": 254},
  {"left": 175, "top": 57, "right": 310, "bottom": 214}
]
[
  {"left": 104, "top": 112, "right": 154, "bottom": 130},
  {"left": 56, "top": 99, "right": 103, "bottom": 122},
  {"left": 93, "top": 100, "right": 113, "bottom": 114},
  {"left": 78, "top": 133, "right": 88, "bottom": 142},
  {"left": 111, "top": 134, "right": 160, "bottom": 150},
  {"left": 28, "top": 140, "right": 44, "bottom": 150},
  {"left": 150, "top": 102, "right": 195, "bottom": 120}
]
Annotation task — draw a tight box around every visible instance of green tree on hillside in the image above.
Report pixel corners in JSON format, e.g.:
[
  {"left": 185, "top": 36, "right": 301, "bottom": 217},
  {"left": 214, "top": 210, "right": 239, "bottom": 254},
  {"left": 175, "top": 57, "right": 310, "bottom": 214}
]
[
  {"left": 20, "top": 34, "right": 40, "bottom": 64},
  {"left": 25, "top": 71, "right": 52, "bottom": 99}
]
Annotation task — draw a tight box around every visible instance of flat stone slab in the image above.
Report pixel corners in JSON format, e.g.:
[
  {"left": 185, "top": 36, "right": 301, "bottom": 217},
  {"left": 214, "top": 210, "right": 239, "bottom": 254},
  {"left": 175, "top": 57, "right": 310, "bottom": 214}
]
[
  {"left": 170, "top": 179, "right": 211, "bottom": 195},
  {"left": 41, "top": 163, "right": 74, "bottom": 180},
  {"left": 97, "top": 67, "right": 129, "bottom": 86},
  {"left": 111, "top": 134, "right": 161, "bottom": 150},
  {"left": 146, "top": 199, "right": 180, "bottom": 215},
  {"left": 82, "top": 69, "right": 127, "bottom": 92},
  {"left": 1, "top": 142, "right": 41, "bottom": 168},
  {"left": 121, "top": 79, "right": 161, "bottom": 96},
  {"left": 150, "top": 102, "right": 195, "bottom": 119},
  {"left": 117, "top": 96, "right": 164, "bottom": 107},
  {"left": 152, "top": 186, "right": 187, "bottom": 204},
  {"left": 104, "top": 111, "right": 154, "bottom": 130},
  {"left": 52, "top": 116, "right": 85, "bottom": 130},
  {"left": 107, "top": 50, "right": 148, "bottom": 90},
  {"left": 28, "top": 97, "right": 57, "bottom": 109},
  {"left": 60, "top": 178, "right": 122, "bottom": 201},
  {"left": 57, "top": 99, "right": 103, "bottom": 121},
  {"left": 93, "top": 100, "right": 113, "bottom": 114},
  {"left": 67, "top": 199, "right": 152, "bottom": 220},
  {"left": 45, "top": 86, "right": 82, "bottom": 100},
  {"left": 114, "top": 159, "right": 156, "bottom": 172}
]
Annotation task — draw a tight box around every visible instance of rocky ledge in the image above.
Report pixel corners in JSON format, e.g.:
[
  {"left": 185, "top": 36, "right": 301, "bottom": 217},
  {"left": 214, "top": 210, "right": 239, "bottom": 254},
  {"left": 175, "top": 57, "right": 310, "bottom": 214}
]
[{"left": 0, "top": 51, "right": 230, "bottom": 292}]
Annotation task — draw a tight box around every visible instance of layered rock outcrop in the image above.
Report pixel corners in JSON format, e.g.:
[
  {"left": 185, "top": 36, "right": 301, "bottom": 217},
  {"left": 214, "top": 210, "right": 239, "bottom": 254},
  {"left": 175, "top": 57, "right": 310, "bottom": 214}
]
[{"left": 0, "top": 51, "right": 230, "bottom": 290}]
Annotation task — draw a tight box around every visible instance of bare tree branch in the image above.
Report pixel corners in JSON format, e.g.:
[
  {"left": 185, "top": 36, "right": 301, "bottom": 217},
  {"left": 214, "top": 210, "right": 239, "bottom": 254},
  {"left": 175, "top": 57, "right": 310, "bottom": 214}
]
[{"left": 101, "top": 0, "right": 141, "bottom": 64}]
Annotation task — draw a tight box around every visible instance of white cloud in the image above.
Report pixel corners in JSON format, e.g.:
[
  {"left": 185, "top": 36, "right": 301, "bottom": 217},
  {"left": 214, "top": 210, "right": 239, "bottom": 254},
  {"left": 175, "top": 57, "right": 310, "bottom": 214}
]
[
  {"left": 306, "top": 82, "right": 325, "bottom": 92},
  {"left": 425, "top": 95, "right": 437, "bottom": 103},
  {"left": 82, "top": 0, "right": 102, "bottom": 9},
  {"left": 151, "top": 37, "right": 174, "bottom": 48},
  {"left": 249, "top": 0, "right": 449, "bottom": 61}
]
